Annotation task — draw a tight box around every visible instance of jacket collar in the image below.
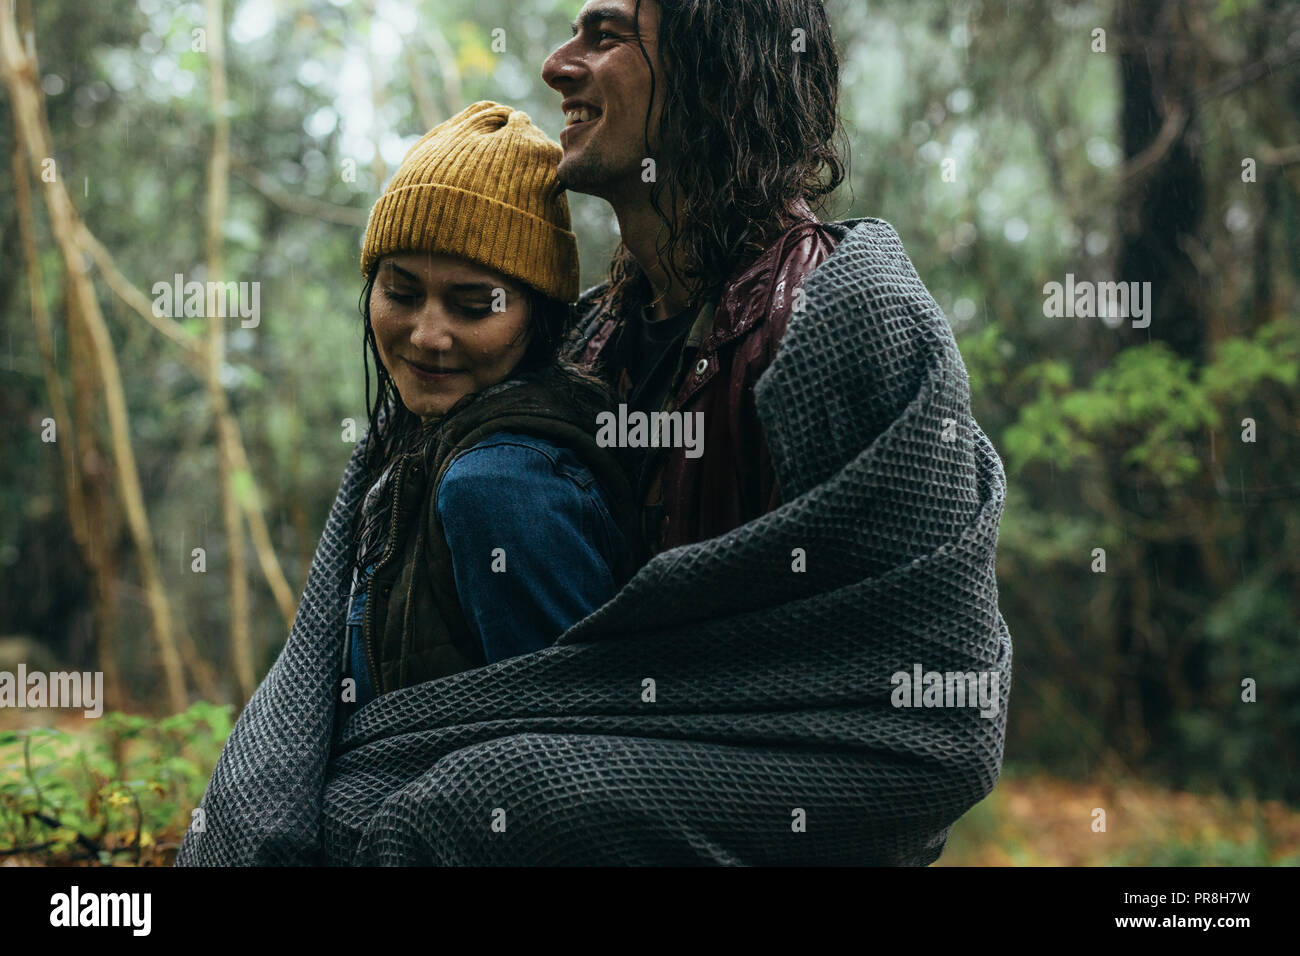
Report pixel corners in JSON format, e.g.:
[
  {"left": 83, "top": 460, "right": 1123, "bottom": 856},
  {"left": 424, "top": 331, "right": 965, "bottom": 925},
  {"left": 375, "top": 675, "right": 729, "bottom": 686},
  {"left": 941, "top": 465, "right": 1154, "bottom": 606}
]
[
  {"left": 572, "top": 216, "right": 857, "bottom": 352},
  {"left": 704, "top": 216, "right": 843, "bottom": 346}
]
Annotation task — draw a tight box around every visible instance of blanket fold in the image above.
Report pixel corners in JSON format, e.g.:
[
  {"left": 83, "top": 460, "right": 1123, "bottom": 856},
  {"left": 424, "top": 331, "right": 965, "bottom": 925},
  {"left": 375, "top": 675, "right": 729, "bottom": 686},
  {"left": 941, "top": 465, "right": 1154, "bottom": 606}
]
[{"left": 176, "top": 218, "right": 1012, "bottom": 866}]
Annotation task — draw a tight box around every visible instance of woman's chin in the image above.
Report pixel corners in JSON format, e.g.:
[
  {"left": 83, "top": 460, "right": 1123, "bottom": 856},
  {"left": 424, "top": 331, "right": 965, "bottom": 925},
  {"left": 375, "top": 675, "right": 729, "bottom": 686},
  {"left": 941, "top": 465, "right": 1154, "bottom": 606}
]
[{"left": 398, "top": 385, "right": 459, "bottom": 421}]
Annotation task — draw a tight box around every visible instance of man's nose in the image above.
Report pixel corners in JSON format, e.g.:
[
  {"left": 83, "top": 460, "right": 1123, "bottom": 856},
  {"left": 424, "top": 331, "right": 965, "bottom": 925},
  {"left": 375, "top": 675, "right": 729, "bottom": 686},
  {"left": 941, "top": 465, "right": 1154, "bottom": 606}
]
[{"left": 541, "top": 37, "right": 583, "bottom": 92}]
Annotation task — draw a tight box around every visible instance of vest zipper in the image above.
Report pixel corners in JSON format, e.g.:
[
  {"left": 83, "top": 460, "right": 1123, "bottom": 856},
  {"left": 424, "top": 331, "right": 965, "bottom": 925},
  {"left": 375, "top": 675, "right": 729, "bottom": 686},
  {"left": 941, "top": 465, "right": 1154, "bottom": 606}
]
[
  {"left": 362, "top": 453, "right": 412, "bottom": 697},
  {"left": 396, "top": 519, "right": 425, "bottom": 688}
]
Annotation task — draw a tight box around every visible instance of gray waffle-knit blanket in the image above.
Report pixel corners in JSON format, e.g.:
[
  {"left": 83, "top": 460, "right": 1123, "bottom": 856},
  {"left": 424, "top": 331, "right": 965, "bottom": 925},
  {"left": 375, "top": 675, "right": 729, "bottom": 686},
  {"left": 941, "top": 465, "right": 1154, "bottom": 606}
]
[{"left": 176, "top": 218, "right": 1012, "bottom": 866}]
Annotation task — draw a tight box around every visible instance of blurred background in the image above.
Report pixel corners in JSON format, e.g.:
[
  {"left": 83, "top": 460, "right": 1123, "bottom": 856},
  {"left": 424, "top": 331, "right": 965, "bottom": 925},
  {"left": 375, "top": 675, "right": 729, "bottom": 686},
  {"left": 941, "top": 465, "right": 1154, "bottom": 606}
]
[{"left": 1, "top": 0, "right": 1297, "bottom": 865}]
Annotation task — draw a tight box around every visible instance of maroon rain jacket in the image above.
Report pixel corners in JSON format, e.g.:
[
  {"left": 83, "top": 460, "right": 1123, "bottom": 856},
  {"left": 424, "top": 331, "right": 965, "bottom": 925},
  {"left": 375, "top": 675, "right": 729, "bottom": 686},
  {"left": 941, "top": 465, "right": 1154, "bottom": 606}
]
[{"left": 565, "top": 217, "right": 842, "bottom": 558}]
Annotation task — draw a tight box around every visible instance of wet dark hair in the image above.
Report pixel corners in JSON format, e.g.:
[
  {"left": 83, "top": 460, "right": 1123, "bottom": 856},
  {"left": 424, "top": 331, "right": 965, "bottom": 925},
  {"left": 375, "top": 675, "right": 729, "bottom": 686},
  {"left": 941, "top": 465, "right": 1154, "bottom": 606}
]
[
  {"left": 344, "top": 266, "right": 610, "bottom": 591},
  {"left": 596, "top": 0, "right": 848, "bottom": 318}
]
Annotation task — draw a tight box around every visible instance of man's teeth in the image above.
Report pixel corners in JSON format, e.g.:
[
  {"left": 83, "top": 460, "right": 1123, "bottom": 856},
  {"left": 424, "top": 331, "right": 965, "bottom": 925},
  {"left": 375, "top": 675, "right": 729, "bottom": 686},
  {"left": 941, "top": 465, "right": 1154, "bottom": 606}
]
[{"left": 564, "top": 108, "right": 598, "bottom": 127}]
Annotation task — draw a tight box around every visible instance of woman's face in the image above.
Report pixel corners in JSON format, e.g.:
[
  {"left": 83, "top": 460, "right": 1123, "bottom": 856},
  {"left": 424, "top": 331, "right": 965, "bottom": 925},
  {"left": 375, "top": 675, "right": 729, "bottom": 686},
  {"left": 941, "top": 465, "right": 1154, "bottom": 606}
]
[{"left": 370, "top": 251, "right": 532, "bottom": 421}]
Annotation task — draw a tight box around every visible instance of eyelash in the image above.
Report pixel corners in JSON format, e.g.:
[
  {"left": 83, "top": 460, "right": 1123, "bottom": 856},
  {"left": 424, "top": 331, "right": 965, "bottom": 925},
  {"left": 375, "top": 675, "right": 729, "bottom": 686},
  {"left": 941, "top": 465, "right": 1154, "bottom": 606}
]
[{"left": 573, "top": 28, "right": 617, "bottom": 42}]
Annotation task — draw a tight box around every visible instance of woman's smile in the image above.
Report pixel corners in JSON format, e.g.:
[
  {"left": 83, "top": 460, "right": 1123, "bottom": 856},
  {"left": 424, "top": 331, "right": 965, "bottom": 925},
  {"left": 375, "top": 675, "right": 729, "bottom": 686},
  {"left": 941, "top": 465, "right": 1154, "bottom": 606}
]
[{"left": 403, "top": 357, "right": 466, "bottom": 383}]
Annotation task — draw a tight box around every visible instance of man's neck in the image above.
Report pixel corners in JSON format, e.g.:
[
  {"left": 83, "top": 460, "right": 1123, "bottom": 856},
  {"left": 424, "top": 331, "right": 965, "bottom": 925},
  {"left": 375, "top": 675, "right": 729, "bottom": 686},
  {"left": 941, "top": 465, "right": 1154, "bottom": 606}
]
[{"left": 611, "top": 193, "right": 695, "bottom": 322}]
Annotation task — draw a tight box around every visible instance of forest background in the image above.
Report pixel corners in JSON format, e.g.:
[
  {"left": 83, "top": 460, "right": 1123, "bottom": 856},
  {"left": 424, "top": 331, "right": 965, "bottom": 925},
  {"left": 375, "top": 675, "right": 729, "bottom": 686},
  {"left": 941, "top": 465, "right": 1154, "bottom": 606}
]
[{"left": 1, "top": 0, "right": 1297, "bottom": 865}]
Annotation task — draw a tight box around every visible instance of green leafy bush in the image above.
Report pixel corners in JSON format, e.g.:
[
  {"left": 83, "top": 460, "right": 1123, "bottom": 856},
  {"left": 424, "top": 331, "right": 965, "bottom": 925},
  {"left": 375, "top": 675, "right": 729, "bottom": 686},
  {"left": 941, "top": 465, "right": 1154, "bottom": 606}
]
[{"left": 0, "top": 701, "right": 231, "bottom": 865}]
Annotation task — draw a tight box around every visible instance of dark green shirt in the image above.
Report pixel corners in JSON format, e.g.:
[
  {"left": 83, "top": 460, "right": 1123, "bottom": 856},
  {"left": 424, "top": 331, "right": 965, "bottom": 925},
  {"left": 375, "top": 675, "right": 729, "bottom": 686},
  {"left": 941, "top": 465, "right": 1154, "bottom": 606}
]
[{"left": 625, "top": 299, "right": 699, "bottom": 415}]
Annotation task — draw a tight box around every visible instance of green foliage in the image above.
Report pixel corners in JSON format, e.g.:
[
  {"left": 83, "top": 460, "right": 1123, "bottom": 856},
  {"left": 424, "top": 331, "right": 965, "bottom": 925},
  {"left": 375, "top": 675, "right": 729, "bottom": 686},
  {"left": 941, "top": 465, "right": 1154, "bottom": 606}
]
[
  {"left": 979, "top": 321, "right": 1300, "bottom": 485},
  {"left": 1113, "top": 836, "right": 1274, "bottom": 866},
  {"left": 995, "top": 482, "right": 1118, "bottom": 566},
  {"left": 0, "top": 703, "right": 232, "bottom": 864}
]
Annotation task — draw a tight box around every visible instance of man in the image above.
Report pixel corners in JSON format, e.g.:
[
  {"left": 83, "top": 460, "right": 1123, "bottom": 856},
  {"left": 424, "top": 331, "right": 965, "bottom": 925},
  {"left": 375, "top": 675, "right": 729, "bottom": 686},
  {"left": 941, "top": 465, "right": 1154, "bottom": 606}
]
[{"left": 542, "top": 0, "right": 848, "bottom": 560}]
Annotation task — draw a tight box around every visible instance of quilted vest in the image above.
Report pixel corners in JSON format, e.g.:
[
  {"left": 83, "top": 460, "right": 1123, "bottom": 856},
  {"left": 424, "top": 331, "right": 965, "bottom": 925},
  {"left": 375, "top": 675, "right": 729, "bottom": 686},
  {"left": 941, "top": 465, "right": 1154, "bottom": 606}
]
[{"left": 357, "top": 365, "right": 638, "bottom": 696}]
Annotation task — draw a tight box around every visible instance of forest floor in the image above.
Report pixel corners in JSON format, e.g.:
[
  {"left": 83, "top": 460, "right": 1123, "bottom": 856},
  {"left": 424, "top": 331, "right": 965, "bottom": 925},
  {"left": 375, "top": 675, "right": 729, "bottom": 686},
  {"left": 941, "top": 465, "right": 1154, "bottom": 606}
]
[
  {"left": 940, "top": 768, "right": 1300, "bottom": 865},
  {"left": 4, "top": 707, "right": 1299, "bottom": 866}
]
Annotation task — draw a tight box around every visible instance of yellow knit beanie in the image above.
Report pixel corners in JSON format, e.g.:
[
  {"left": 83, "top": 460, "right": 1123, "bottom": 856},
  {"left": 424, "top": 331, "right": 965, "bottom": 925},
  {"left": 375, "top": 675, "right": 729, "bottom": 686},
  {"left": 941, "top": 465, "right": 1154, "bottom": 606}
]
[{"left": 360, "top": 100, "right": 578, "bottom": 303}]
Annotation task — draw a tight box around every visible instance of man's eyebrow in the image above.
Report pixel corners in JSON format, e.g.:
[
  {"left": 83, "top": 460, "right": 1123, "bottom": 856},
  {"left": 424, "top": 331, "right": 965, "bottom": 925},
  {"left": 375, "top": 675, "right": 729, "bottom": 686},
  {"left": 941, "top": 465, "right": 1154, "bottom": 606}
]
[{"left": 570, "top": 7, "right": 637, "bottom": 37}]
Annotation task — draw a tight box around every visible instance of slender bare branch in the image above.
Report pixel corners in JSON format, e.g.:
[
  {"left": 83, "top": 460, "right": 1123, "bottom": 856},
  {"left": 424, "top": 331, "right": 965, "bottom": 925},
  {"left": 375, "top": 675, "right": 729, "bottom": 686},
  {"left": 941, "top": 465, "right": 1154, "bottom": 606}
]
[
  {"left": 1260, "top": 144, "right": 1300, "bottom": 167},
  {"left": 75, "top": 220, "right": 299, "bottom": 630},
  {"left": 230, "top": 153, "right": 368, "bottom": 227},
  {"left": 11, "top": 144, "right": 126, "bottom": 709},
  {"left": 76, "top": 224, "right": 202, "bottom": 359},
  {"left": 405, "top": 41, "right": 441, "bottom": 131},
  {"left": 204, "top": 0, "right": 255, "bottom": 702},
  {"left": 1119, "top": 104, "right": 1188, "bottom": 186},
  {"left": 1, "top": 2, "right": 188, "bottom": 713},
  {"left": 426, "top": 25, "right": 463, "bottom": 116},
  {"left": 1195, "top": 41, "right": 1300, "bottom": 104}
]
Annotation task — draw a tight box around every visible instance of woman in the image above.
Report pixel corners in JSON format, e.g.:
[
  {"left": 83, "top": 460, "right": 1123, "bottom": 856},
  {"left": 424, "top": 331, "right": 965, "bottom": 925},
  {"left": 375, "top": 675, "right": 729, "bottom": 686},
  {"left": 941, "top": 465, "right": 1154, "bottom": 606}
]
[{"left": 340, "top": 100, "right": 638, "bottom": 720}]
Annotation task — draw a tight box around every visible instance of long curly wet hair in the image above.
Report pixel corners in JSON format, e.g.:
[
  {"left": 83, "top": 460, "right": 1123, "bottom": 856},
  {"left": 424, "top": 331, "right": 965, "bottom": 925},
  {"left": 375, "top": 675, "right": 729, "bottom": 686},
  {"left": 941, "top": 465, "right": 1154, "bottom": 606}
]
[{"left": 594, "top": 0, "right": 849, "bottom": 318}]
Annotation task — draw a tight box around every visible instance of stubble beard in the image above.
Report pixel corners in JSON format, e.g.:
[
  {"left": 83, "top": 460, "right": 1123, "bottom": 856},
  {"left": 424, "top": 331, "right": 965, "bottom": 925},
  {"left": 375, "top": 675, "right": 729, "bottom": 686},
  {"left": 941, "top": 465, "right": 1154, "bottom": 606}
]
[{"left": 556, "top": 136, "right": 631, "bottom": 199}]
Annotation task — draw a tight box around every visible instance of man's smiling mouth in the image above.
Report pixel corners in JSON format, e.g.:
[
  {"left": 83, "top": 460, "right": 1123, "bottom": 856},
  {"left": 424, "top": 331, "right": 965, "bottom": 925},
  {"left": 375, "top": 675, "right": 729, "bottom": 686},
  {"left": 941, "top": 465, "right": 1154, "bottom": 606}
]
[
  {"left": 564, "top": 108, "right": 601, "bottom": 126},
  {"left": 562, "top": 100, "right": 602, "bottom": 128}
]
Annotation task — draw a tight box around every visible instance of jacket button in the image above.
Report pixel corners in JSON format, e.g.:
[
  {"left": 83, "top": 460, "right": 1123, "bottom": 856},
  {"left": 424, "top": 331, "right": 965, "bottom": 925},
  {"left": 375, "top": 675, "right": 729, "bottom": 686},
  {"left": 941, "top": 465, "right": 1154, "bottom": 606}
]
[{"left": 694, "top": 358, "right": 709, "bottom": 376}]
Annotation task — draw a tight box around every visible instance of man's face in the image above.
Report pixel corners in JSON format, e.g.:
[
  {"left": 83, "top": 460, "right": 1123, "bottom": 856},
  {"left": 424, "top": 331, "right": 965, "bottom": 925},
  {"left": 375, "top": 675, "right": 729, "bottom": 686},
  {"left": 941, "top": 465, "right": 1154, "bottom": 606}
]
[{"left": 540, "top": 0, "right": 667, "bottom": 200}]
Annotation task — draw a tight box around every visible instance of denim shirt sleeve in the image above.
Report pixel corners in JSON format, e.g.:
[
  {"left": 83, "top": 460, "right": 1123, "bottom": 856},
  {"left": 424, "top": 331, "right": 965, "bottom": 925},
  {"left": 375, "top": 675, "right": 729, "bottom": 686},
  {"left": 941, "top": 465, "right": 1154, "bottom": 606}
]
[{"left": 435, "top": 431, "right": 630, "bottom": 665}]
